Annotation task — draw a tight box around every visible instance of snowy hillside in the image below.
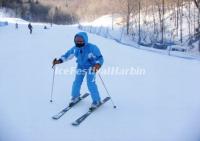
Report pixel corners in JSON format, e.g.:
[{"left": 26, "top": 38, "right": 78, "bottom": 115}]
[
  {"left": 80, "top": 2, "right": 200, "bottom": 55},
  {"left": 0, "top": 19, "right": 200, "bottom": 141},
  {"left": 0, "top": 8, "right": 16, "bottom": 18}
]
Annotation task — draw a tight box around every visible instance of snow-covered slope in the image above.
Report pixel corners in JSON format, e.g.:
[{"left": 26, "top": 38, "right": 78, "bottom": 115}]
[
  {"left": 0, "top": 8, "right": 27, "bottom": 24},
  {"left": 0, "top": 22, "right": 200, "bottom": 141},
  {"left": 0, "top": 17, "right": 28, "bottom": 24},
  {"left": 81, "top": 3, "right": 200, "bottom": 54},
  {"left": 0, "top": 8, "right": 16, "bottom": 18}
]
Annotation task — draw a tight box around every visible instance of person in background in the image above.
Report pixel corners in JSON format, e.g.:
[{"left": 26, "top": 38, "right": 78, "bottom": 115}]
[
  {"left": 15, "top": 23, "right": 18, "bottom": 29},
  {"left": 28, "top": 23, "right": 33, "bottom": 34}
]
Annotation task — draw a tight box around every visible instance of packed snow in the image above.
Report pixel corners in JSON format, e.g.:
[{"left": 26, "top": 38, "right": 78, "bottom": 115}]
[{"left": 0, "top": 18, "right": 200, "bottom": 141}]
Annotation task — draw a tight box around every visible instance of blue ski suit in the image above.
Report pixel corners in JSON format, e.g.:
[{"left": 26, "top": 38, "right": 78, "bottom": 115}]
[{"left": 59, "top": 32, "right": 104, "bottom": 102}]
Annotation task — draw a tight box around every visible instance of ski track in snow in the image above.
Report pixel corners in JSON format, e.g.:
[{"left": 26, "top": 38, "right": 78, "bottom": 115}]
[{"left": 0, "top": 23, "right": 200, "bottom": 141}]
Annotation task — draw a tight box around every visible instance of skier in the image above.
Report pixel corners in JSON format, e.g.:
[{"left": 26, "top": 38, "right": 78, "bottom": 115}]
[
  {"left": 28, "top": 23, "right": 33, "bottom": 34},
  {"left": 53, "top": 32, "right": 104, "bottom": 109},
  {"left": 15, "top": 23, "right": 18, "bottom": 29}
]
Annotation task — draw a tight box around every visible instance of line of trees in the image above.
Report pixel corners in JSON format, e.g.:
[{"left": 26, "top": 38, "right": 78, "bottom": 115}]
[
  {"left": 0, "top": 0, "right": 200, "bottom": 51},
  {"left": 0, "top": 0, "right": 78, "bottom": 24},
  {"left": 73, "top": 0, "right": 200, "bottom": 51},
  {"left": 0, "top": 0, "right": 119, "bottom": 23},
  {"left": 108, "top": 0, "right": 200, "bottom": 51}
]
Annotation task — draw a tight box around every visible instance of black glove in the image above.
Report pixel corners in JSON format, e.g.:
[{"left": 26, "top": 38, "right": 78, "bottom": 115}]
[{"left": 52, "top": 58, "right": 63, "bottom": 67}]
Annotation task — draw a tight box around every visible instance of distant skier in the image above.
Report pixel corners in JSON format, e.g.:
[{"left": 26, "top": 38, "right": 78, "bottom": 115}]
[
  {"left": 53, "top": 32, "right": 104, "bottom": 109},
  {"left": 28, "top": 23, "right": 33, "bottom": 34},
  {"left": 15, "top": 23, "right": 18, "bottom": 29}
]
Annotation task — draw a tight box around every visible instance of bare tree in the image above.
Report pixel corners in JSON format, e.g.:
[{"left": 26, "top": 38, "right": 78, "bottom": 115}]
[
  {"left": 138, "top": 1, "right": 141, "bottom": 43},
  {"left": 193, "top": 0, "right": 200, "bottom": 51},
  {"left": 162, "top": 0, "right": 165, "bottom": 44},
  {"left": 180, "top": 0, "right": 183, "bottom": 43}
]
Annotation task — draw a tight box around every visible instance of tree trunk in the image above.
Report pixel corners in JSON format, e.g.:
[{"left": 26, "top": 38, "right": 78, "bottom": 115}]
[
  {"left": 198, "top": 10, "right": 200, "bottom": 52},
  {"left": 138, "top": 1, "right": 141, "bottom": 43},
  {"left": 193, "top": 0, "right": 200, "bottom": 52},
  {"left": 188, "top": 0, "right": 191, "bottom": 39},
  {"left": 152, "top": 3, "right": 156, "bottom": 34},
  {"left": 180, "top": 0, "right": 183, "bottom": 43},
  {"left": 177, "top": 0, "right": 179, "bottom": 36},
  {"left": 161, "top": 0, "right": 165, "bottom": 44},
  {"left": 157, "top": 3, "right": 162, "bottom": 41},
  {"left": 126, "top": 0, "right": 130, "bottom": 35}
]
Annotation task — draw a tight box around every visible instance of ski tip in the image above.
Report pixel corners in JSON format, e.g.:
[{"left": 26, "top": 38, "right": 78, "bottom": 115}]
[
  {"left": 52, "top": 116, "right": 59, "bottom": 120},
  {"left": 72, "top": 122, "right": 79, "bottom": 126},
  {"left": 82, "top": 93, "right": 90, "bottom": 98},
  {"left": 104, "top": 97, "right": 111, "bottom": 101},
  {"left": 52, "top": 117, "right": 57, "bottom": 120}
]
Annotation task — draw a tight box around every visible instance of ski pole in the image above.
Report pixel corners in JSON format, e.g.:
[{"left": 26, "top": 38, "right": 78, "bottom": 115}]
[
  {"left": 50, "top": 65, "right": 56, "bottom": 103},
  {"left": 98, "top": 73, "right": 117, "bottom": 108}
]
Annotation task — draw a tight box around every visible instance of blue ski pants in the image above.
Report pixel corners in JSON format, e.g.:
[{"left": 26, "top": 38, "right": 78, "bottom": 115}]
[{"left": 71, "top": 69, "right": 101, "bottom": 102}]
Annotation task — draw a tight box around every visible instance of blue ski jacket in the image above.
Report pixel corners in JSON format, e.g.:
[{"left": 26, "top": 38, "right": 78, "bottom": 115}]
[{"left": 60, "top": 32, "right": 104, "bottom": 69}]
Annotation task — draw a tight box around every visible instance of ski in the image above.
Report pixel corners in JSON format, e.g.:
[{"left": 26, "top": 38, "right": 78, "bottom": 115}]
[
  {"left": 52, "top": 93, "right": 89, "bottom": 120},
  {"left": 72, "top": 97, "right": 111, "bottom": 126}
]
